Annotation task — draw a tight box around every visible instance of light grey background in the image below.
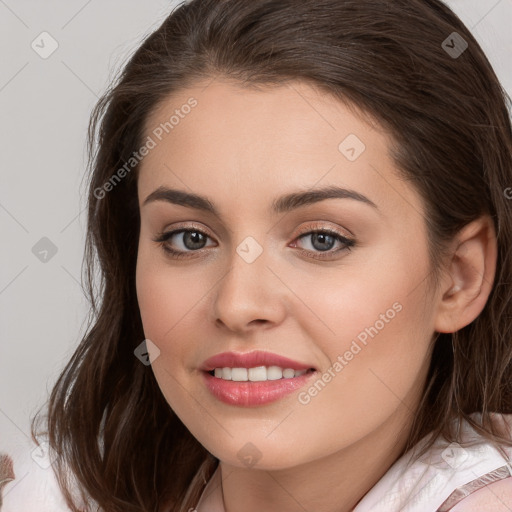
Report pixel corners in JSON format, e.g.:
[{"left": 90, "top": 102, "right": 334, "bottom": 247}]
[{"left": 1, "top": 0, "right": 511, "bottom": 443}]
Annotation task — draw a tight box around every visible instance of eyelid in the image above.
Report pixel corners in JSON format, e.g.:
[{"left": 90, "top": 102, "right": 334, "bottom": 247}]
[
  {"left": 157, "top": 220, "right": 352, "bottom": 239},
  {"left": 294, "top": 221, "right": 353, "bottom": 239},
  {"left": 157, "top": 221, "right": 213, "bottom": 238}
]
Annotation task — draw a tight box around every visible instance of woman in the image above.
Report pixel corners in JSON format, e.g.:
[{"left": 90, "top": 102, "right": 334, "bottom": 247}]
[{"left": 3, "top": 0, "right": 512, "bottom": 510}]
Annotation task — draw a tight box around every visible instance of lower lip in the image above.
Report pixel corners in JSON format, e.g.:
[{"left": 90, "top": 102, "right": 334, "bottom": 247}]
[{"left": 201, "top": 370, "right": 317, "bottom": 406}]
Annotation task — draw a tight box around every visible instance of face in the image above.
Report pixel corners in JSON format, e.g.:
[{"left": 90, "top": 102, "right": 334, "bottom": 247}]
[{"left": 135, "top": 78, "right": 439, "bottom": 470}]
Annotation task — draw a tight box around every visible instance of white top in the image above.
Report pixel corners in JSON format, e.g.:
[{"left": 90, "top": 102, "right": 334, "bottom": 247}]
[{"left": 2, "top": 413, "right": 511, "bottom": 511}]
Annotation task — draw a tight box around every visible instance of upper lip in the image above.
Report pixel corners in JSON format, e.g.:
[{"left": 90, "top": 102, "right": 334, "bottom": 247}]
[{"left": 200, "top": 350, "right": 316, "bottom": 372}]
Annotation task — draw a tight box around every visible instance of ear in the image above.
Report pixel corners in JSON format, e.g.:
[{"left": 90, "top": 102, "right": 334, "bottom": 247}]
[{"left": 434, "top": 215, "right": 498, "bottom": 334}]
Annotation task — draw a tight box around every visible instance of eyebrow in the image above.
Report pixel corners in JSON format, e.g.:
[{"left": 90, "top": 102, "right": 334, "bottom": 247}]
[{"left": 142, "top": 185, "right": 379, "bottom": 216}]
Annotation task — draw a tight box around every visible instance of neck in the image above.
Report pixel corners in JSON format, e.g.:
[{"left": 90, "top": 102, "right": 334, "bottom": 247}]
[{"left": 219, "top": 402, "right": 416, "bottom": 512}]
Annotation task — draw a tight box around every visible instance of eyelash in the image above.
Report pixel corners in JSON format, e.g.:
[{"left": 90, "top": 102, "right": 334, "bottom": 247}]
[{"left": 152, "top": 223, "right": 355, "bottom": 261}]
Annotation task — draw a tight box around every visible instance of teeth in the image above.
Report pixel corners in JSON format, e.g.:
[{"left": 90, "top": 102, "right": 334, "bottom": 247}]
[
  {"left": 282, "top": 368, "right": 295, "bottom": 379},
  {"left": 267, "top": 366, "right": 283, "bottom": 380},
  {"left": 231, "top": 368, "right": 248, "bottom": 381},
  {"left": 210, "top": 366, "right": 310, "bottom": 381},
  {"left": 248, "top": 366, "right": 267, "bottom": 381}
]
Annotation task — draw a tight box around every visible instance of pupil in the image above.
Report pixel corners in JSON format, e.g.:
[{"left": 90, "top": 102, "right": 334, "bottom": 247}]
[
  {"left": 312, "top": 233, "right": 334, "bottom": 251},
  {"left": 185, "top": 231, "right": 206, "bottom": 250}
]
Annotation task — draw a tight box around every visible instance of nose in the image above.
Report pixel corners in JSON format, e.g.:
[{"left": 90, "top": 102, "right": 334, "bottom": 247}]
[{"left": 211, "top": 240, "right": 287, "bottom": 333}]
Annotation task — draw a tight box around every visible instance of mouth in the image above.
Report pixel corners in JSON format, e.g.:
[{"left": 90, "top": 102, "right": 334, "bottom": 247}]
[{"left": 200, "top": 350, "right": 318, "bottom": 406}]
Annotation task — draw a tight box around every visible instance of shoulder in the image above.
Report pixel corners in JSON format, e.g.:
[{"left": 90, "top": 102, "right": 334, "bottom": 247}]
[
  {"left": 449, "top": 476, "right": 512, "bottom": 512},
  {"left": 352, "top": 412, "right": 512, "bottom": 512},
  {"left": 432, "top": 413, "right": 512, "bottom": 512}
]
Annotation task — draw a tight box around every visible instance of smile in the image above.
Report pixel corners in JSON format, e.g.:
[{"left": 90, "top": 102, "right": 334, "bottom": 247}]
[{"left": 200, "top": 350, "right": 318, "bottom": 406}]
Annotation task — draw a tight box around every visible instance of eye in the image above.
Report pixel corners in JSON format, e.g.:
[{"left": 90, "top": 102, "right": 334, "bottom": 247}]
[
  {"left": 291, "top": 226, "right": 355, "bottom": 260},
  {"left": 153, "top": 223, "right": 355, "bottom": 261},
  {"left": 153, "top": 225, "right": 215, "bottom": 259}
]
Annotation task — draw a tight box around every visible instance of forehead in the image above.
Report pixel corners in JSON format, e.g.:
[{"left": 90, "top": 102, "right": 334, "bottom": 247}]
[{"left": 137, "top": 79, "right": 425, "bottom": 222}]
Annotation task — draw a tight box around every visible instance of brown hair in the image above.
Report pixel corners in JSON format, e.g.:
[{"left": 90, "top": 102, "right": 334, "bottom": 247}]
[{"left": 31, "top": 0, "right": 512, "bottom": 510}]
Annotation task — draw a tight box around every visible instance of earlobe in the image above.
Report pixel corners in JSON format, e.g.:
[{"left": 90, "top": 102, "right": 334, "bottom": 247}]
[{"left": 434, "top": 215, "right": 498, "bottom": 334}]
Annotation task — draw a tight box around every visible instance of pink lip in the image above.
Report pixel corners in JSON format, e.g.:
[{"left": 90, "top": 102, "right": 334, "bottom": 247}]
[
  {"left": 202, "top": 371, "right": 317, "bottom": 406},
  {"left": 200, "top": 350, "right": 317, "bottom": 407},
  {"left": 200, "top": 350, "right": 315, "bottom": 372}
]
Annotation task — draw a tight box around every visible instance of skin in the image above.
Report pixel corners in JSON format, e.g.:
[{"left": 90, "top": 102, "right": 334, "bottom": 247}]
[{"left": 135, "top": 78, "right": 497, "bottom": 512}]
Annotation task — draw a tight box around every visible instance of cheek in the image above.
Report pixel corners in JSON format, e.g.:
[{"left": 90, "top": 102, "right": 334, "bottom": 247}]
[
  {"left": 135, "top": 250, "right": 205, "bottom": 416},
  {"left": 290, "top": 229, "right": 432, "bottom": 354},
  {"left": 292, "top": 242, "right": 434, "bottom": 438},
  {"left": 135, "top": 241, "right": 206, "bottom": 346}
]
